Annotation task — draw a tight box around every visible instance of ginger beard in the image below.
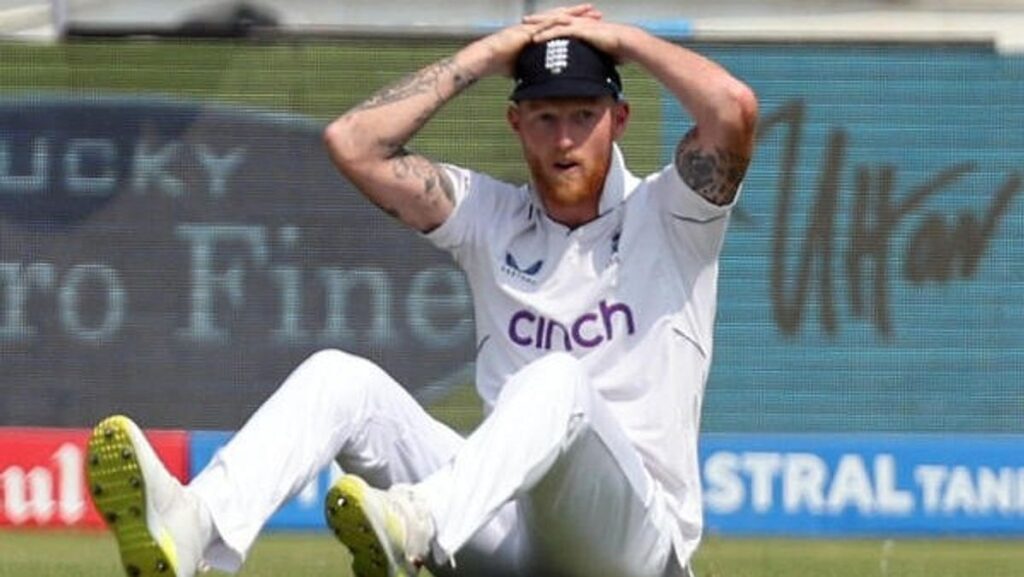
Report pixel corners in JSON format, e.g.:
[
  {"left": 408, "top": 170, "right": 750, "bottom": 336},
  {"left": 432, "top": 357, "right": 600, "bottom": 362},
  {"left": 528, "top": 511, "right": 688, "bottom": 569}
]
[{"left": 524, "top": 138, "right": 613, "bottom": 213}]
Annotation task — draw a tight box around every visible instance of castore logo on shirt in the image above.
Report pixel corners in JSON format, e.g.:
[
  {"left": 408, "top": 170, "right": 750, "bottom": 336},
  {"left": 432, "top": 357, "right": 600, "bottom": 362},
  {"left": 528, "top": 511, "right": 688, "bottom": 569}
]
[{"left": 502, "top": 252, "right": 544, "bottom": 284}]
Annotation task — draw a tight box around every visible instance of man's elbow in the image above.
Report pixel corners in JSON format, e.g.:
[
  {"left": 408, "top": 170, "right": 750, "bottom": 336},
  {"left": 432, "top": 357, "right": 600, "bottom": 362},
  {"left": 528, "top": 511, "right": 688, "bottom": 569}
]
[
  {"left": 323, "top": 116, "right": 366, "bottom": 173},
  {"left": 721, "top": 82, "right": 759, "bottom": 141}
]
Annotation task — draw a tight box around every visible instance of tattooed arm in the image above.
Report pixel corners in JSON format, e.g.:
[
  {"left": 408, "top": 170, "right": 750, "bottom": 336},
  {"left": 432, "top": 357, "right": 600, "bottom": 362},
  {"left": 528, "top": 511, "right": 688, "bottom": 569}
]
[
  {"left": 324, "top": 55, "right": 480, "bottom": 231},
  {"left": 530, "top": 20, "right": 758, "bottom": 206},
  {"left": 654, "top": 37, "right": 759, "bottom": 206},
  {"left": 636, "top": 32, "right": 758, "bottom": 206},
  {"left": 325, "top": 5, "right": 601, "bottom": 232}
]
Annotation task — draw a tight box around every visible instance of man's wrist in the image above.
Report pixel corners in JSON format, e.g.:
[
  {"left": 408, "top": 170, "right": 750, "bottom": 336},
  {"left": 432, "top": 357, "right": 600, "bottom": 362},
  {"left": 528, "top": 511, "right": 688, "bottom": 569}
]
[
  {"left": 613, "top": 24, "right": 654, "bottom": 65},
  {"left": 459, "top": 36, "right": 509, "bottom": 79}
]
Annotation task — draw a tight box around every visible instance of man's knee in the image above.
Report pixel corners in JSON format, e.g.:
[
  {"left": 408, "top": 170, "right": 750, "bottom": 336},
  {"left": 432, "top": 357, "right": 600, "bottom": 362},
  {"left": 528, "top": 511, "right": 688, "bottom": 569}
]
[
  {"left": 498, "top": 352, "right": 596, "bottom": 425},
  {"left": 300, "top": 348, "right": 383, "bottom": 379},
  {"left": 284, "top": 348, "right": 392, "bottom": 404}
]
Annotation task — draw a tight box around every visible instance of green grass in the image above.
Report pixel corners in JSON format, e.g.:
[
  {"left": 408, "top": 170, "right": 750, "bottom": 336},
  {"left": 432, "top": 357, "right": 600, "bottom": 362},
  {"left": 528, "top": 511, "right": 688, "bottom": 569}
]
[
  {"left": 696, "top": 536, "right": 1024, "bottom": 577},
  {"left": 2, "top": 530, "right": 1023, "bottom": 577},
  {"left": 0, "top": 530, "right": 354, "bottom": 577}
]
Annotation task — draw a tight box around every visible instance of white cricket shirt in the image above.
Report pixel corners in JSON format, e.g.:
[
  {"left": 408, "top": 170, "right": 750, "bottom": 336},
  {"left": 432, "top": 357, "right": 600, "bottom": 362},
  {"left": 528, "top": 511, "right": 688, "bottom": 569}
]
[{"left": 426, "top": 144, "right": 737, "bottom": 565}]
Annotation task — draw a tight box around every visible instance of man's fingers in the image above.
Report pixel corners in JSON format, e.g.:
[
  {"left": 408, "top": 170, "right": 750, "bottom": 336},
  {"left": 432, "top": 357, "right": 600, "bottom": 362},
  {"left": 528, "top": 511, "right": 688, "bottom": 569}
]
[
  {"left": 515, "top": 20, "right": 545, "bottom": 36},
  {"left": 563, "top": 4, "right": 602, "bottom": 19},
  {"left": 523, "top": 16, "right": 568, "bottom": 38},
  {"left": 570, "top": 5, "right": 603, "bottom": 19},
  {"left": 531, "top": 23, "right": 578, "bottom": 44},
  {"left": 522, "top": 13, "right": 564, "bottom": 25},
  {"left": 553, "top": 3, "right": 594, "bottom": 17},
  {"left": 524, "top": 4, "right": 601, "bottom": 24}
]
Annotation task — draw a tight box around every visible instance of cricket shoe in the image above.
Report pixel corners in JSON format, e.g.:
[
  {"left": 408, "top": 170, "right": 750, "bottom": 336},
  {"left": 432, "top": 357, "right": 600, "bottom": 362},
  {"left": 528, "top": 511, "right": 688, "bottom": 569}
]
[
  {"left": 325, "top": 475, "right": 435, "bottom": 577},
  {"left": 86, "top": 415, "right": 206, "bottom": 577}
]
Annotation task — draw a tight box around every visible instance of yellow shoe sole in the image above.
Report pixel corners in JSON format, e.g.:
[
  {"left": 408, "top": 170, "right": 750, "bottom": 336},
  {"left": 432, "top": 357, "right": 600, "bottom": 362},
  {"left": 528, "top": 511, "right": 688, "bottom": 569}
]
[
  {"left": 86, "top": 415, "right": 178, "bottom": 577},
  {"left": 325, "top": 475, "right": 412, "bottom": 577}
]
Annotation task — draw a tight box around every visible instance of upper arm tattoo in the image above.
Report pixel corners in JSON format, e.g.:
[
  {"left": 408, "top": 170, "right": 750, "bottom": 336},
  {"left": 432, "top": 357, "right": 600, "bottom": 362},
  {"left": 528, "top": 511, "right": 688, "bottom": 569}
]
[
  {"left": 389, "top": 147, "right": 455, "bottom": 209},
  {"left": 675, "top": 128, "right": 750, "bottom": 206}
]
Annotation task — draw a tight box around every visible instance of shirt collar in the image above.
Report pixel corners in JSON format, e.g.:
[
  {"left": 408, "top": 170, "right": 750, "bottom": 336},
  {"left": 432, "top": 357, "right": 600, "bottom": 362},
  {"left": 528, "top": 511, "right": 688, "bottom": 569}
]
[{"left": 598, "top": 143, "right": 627, "bottom": 215}]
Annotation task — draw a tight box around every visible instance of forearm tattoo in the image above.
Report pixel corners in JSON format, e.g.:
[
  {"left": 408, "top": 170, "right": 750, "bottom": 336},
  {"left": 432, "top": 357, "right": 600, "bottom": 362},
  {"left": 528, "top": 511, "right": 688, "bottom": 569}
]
[
  {"left": 675, "top": 129, "right": 750, "bottom": 206},
  {"left": 352, "top": 57, "right": 478, "bottom": 113}
]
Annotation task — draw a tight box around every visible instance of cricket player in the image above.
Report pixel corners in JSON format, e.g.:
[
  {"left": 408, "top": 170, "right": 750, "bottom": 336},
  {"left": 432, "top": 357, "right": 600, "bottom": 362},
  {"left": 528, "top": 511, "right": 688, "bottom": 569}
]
[{"left": 86, "top": 4, "right": 757, "bottom": 577}]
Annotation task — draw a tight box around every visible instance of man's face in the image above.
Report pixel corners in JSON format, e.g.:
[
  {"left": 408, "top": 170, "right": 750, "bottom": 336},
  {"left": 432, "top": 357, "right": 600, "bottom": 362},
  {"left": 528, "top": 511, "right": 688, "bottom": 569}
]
[{"left": 508, "top": 96, "right": 629, "bottom": 216}]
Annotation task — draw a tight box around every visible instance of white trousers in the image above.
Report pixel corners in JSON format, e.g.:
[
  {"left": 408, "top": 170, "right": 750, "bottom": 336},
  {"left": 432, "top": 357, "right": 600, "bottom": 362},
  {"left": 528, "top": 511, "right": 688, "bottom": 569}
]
[{"left": 189, "top": 349, "right": 683, "bottom": 577}]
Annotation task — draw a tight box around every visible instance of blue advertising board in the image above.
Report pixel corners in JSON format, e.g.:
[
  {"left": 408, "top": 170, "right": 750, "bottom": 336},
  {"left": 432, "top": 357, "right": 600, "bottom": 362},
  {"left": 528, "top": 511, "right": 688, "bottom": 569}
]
[
  {"left": 702, "top": 434, "right": 1024, "bottom": 536},
  {"left": 189, "top": 431, "right": 1024, "bottom": 535},
  {"left": 662, "top": 43, "right": 1024, "bottom": 433}
]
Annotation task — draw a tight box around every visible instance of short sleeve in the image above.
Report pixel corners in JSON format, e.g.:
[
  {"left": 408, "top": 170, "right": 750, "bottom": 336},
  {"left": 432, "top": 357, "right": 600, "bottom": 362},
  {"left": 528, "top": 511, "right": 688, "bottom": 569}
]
[
  {"left": 649, "top": 161, "right": 740, "bottom": 221},
  {"left": 646, "top": 162, "right": 742, "bottom": 263},
  {"left": 422, "top": 163, "right": 517, "bottom": 263},
  {"left": 422, "top": 163, "right": 479, "bottom": 253}
]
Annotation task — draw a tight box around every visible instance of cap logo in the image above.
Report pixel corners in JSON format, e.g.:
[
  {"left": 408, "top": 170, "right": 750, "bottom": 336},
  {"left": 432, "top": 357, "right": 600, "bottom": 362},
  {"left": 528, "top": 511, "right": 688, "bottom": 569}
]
[{"left": 544, "top": 39, "right": 570, "bottom": 74}]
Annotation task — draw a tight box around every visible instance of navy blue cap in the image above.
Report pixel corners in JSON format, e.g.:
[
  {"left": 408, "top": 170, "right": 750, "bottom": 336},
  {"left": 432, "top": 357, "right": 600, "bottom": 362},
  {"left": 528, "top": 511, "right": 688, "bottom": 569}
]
[{"left": 510, "top": 37, "right": 623, "bottom": 101}]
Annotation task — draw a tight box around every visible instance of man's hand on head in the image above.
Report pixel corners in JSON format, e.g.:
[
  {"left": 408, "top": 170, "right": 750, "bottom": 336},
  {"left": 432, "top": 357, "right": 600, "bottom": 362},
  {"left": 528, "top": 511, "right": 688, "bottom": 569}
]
[
  {"left": 479, "top": 4, "right": 604, "bottom": 78},
  {"left": 529, "top": 3, "right": 604, "bottom": 22},
  {"left": 525, "top": 10, "right": 632, "bottom": 64}
]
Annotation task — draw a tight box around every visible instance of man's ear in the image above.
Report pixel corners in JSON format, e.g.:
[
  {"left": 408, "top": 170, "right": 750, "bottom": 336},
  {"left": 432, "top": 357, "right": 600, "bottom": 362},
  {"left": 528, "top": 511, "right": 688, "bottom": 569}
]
[
  {"left": 612, "top": 101, "right": 630, "bottom": 140},
  {"left": 507, "top": 103, "right": 521, "bottom": 132}
]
